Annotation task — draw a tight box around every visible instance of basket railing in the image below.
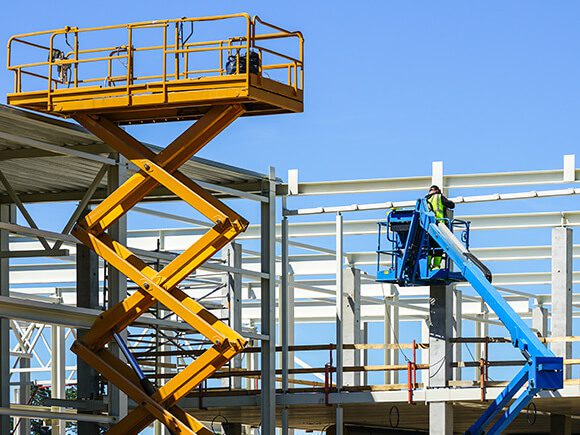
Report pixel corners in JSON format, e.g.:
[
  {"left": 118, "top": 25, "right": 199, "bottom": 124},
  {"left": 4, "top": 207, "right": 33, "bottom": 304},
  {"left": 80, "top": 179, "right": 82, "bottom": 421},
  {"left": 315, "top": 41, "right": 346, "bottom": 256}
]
[{"left": 7, "top": 14, "right": 304, "bottom": 103}]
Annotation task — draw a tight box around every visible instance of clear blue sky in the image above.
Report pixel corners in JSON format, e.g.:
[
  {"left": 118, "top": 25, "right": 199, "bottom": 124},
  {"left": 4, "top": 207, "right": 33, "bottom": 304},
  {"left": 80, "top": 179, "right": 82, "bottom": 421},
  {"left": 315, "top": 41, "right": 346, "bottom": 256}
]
[{"left": 3, "top": 0, "right": 580, "bottom": 181}]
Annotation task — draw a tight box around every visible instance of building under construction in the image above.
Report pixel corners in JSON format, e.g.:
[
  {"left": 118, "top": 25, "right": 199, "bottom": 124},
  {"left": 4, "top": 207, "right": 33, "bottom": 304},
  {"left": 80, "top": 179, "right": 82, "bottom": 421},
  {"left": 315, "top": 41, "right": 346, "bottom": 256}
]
[{"left": 0, "top": 13, "right": 579, "bottom": 435}]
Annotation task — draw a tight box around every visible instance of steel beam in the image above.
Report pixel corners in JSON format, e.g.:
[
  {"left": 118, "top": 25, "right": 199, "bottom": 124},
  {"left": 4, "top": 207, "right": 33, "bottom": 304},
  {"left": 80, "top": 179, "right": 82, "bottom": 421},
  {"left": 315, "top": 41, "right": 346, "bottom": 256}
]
[
  {"left": 0, "top": 406, "right": 115, "bottom": 424},
  {"left": 0, "top": 249, "right": 69, "bottom": 258},
  {"left": 0, "top": 296, "right": 229, "bottom": 334},
  {"left": 151, "top": 210, "right": 580, "bottom": 240},
  {"left": 286, "top": 188, "right": 580, "bottom": 216},
  {"left": 281, "top": 155, "right": 577, "bottom": 196}
]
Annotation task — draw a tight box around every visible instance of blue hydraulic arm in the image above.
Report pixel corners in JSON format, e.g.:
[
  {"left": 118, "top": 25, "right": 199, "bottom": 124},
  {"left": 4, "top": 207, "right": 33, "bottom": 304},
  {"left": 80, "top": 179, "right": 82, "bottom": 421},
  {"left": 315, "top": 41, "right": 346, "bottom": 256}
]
[{"left": 377, "top": 199, "right": 563, "bottom": 434}]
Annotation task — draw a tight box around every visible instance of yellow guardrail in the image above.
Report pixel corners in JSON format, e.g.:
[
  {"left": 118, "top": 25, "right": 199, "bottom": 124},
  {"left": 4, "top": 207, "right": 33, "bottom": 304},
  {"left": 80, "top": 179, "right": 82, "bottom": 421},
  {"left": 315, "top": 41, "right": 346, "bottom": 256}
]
[{"left": 7, "top": 14, "right": 304, "bottom": 100}]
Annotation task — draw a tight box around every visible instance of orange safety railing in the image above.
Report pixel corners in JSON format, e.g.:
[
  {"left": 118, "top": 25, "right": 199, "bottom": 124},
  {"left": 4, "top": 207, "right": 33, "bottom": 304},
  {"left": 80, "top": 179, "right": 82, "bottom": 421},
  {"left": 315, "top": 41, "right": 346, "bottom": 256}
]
[{"left": 7, "top": 14, "right": 304, "bottom": 98}]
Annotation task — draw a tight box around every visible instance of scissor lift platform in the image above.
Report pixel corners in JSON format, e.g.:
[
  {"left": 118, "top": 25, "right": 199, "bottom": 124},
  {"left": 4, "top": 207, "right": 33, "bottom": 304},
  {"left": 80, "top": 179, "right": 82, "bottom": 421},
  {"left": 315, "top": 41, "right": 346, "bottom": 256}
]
[
  {"left": 6, "top": 14, "right": 303, "bottom": 434},
  {"left": 7, "top": 73, "right": 302, "bottom": 124},
  {"left": 7, "top": 14, "right": 303, "bottom": 123}
]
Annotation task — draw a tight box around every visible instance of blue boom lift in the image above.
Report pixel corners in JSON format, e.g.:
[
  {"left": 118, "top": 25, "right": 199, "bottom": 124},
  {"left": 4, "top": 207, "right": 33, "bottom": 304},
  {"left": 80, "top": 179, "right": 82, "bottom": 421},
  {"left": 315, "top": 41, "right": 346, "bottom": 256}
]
[{"left": 376, "top": 198, "right": 563, "bottom": 434}]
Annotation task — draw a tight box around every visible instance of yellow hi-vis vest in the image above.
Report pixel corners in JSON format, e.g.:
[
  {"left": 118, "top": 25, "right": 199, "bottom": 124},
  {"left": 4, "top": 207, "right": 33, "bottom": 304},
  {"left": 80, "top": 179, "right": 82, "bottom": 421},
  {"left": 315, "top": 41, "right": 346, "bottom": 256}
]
[{"left": 427, "top": 193, "right": 445, "bottom": 220}]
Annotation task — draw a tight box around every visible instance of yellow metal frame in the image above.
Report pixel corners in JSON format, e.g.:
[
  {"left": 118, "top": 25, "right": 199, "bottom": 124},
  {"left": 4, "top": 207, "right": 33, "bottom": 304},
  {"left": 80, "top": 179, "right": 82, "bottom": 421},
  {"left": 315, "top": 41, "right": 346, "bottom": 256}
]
[
  {"left": 69, "top": 104, "right": 250, "bottom": 434},
  {"left": 7, "top": 14, "right": 304, "bottom": 122}
]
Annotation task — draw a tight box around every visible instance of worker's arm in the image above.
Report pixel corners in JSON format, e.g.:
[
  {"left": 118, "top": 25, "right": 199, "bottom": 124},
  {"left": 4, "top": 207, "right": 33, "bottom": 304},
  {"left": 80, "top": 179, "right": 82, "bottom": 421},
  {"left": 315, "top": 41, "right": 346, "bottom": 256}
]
[{"left": 442, "top": 195, "right": 455, "bottom": 209}]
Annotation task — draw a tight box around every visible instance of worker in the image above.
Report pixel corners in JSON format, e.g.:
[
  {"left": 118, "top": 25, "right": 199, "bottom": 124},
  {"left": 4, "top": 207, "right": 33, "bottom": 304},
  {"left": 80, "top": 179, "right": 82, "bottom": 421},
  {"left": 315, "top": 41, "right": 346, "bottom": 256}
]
[{"left": 425, "top": 185, "right": 455, "bottom": 269}]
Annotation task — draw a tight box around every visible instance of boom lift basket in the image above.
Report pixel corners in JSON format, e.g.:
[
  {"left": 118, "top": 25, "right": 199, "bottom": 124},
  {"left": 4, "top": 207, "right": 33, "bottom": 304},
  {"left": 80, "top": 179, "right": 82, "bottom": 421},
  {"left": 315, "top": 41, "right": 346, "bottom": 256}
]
[{"left": 376, "top": 199, "right": 562, "bottom": 435}]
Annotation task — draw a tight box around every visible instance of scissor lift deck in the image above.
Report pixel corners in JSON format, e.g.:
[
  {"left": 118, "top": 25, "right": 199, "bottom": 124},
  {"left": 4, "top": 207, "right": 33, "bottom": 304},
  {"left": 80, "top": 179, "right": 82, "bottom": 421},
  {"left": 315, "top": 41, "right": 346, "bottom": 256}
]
[
  {"left": 7, "top": 73, "right": 303, "bottom": 124},
  {"left": 6, "top": 14, "right": 303, "bottom": 434},
  {"left": 7, "top": 14, "right": 303, "bottom": 124}
]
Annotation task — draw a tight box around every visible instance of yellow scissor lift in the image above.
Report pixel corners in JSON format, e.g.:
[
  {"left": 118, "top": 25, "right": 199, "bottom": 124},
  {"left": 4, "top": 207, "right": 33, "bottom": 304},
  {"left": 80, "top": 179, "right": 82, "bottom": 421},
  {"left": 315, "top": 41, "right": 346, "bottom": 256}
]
[{"left": 7, "top": 14, "right": 303, "bottom": 434}]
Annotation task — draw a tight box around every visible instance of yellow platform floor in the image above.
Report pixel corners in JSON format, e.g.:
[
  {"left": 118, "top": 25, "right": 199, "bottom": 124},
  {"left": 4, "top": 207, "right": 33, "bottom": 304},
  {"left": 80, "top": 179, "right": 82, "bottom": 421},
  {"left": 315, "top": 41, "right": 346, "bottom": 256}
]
[{"left": 7, "top": 74, "right": 302, "bottom": 124}]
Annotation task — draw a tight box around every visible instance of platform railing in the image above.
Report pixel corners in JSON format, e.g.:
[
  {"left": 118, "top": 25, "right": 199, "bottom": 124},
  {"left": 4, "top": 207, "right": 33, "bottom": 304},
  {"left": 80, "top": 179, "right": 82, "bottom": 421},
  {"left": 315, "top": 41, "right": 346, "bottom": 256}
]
[
  {"left": 7, "top": 14, "right": 304, "bottom": 98},
  {"left": 134, "top": 336, "right": 580, "bottom": 401}
]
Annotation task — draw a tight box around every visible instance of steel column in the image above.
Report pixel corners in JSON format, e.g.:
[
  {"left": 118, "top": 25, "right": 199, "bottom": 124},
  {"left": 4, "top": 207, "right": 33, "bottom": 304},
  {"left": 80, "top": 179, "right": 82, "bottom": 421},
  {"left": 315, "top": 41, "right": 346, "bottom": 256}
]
[
  {"left": 77, "top": 235, "right": 102, "bottom": 435},
  {"left": 432, "top": 161, "right": 444, "bottom": 193},
  {"left": 532, "top": 306, "right": 548, "bottom": 338},
  {"left": 335, "top": 213, "right": 344, "bottom": 391},
  {"left": 0, "top": 204, "right": 14, "bottom": 435},
  {"left": 384, "top": 285, "right": 399, "bottom": 385},
  {"left": 421, "top": 319, "right": 429, "bottom": 368},
  {"left": 222, "top": 242, "right": 243, "bottom": 390},
  {"left": 363, "top": 322, "right": 369, "bottom": 385},
  {"left": 551, "top": 227, "right": 573, "bottom": 379},
  {"left": 429, "top": 402, "right": 453, "bottom": 435},
  {"left": 288, "top": 273, "right": 295, "bottom": 383},
  {"left": 51, "top": 321, "right": 66, "bottom": 435},
  {"left": 18, "top": 353, "right": 31, "bottom": 435},
  {"left": 335, "top": 212, "right": 344, "bottom": 435},
  {"left": 453, "top": 287, "right": 462, "bottom": 381},
  {"left": 429, "top": 285, "right": 453, "bottom": 435},
  {"left": 260, "top": 168, "right": 276, "bottom": 434},
  {"left": 106, "top": 153, "right": 129, "bottom": 420},
  {"left": 474, "top": 302, "right": 489, "bottom": 370},
  {"left": 335, "top": 405, "right": 344, "bottom": 435},
  {"left": 281, "top": 200, "right": 291, "bottom": 435},
  {"left": 343, "top": 267, "right": 361, "bottom": 386}
]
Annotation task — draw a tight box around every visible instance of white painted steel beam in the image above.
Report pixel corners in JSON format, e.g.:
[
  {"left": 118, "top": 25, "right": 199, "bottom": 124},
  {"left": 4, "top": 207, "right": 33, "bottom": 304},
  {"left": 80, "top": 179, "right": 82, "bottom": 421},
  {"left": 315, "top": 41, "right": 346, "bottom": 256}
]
[
  {"left": 283, "top": 154, "right": 577, "bottom": 196},
  {"left": 286, "top": 188, "right": 580, "bottom": 216},
  {"left": 0, "top": 296, "right": 212, "bottom": 331},
  {"left": 128, "top": 210, "right": 580, "bottom": 241}
]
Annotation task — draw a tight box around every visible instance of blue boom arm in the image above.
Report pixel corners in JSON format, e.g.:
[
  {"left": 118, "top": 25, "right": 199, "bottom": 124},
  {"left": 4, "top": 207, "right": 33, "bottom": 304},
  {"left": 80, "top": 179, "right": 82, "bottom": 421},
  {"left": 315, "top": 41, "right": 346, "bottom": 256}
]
[{"left": 377, "top": 199, "right": 563, "bottom": 434}]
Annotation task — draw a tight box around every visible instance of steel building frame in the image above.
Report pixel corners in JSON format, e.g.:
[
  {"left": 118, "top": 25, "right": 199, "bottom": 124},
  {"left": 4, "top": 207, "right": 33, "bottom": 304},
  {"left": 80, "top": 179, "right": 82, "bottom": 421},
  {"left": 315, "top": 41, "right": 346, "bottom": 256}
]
[{"left": 0, "top": 105, "right": 579, "bottom": 433}]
